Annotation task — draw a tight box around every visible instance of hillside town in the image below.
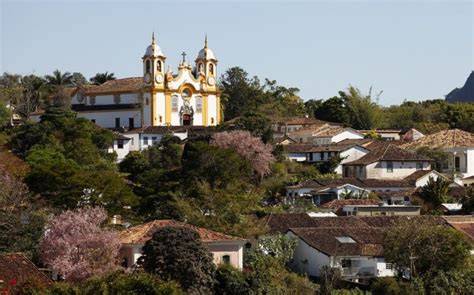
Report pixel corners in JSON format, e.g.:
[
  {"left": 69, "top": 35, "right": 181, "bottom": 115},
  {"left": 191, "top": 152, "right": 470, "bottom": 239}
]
[{"left": 1, "top": 5, "right": 474, "bottom": 294}]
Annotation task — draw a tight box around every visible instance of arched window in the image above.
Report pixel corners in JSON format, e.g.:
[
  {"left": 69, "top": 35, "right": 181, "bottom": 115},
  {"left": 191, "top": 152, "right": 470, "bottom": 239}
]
[
  {"left": 222, "top": 255, "right": 230, "bottom": 264},
  {"left": 209, "top": 64, "right": 214, "bottom": 75},
  {"left": 157, "top": 61, "right": 162, "bottom": 72},
  {"left": 172, "top": 95, "right": 179, "bottom": 112},
  {"left": 195, "top": 96, "right": 202, "bottom": 113},
  {"left": 211, "top": 117, "right": 214, "bottom": 124},
  {"left": 146, "top": 60, "right": 151, "bottom": 73},
  {"left": 199, "top": 63, "right": 203, "bottom": 73}
]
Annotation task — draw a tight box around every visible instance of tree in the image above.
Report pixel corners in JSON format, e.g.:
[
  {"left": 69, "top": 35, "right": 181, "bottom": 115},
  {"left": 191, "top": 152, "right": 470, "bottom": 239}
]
[
  {"left": 314, "top": 96, "right": 348, "bottom": 124},
  {"left": 383, "top": 223, "right": 471, "bottom": 278},
  {"left": 71, "top": 72, "right": 88, "bottom": 86},
  {"left": 0, "top": 101, "right": 11, "bottom": 127},
  {"left": 415, "top": 147, "right": 449, "bottom": 172},
  {"left": 370, "top": 277, "right": 401, "bottom": 295},
  {"left": 420, "top": 176, "right": 452, "bottom": 207},
  {"left": 460, "top": 186, "right": 474, "bottom": 214},
  {"left": 0, "top": 167, "right": 47, "bottom": 260},
  {"left": 90, "top": 72, "right": 116, "bottom": 85},
  {"left": 44, "top": 70, "right": 74, "bottom": 107},
  {"left": 140, "top": 226, "right": 216, "bottom": 294},
  {"left": 40, "top": 207, "right": 121, "bottom": 283},
  {"left": 342, "top": 86, "right": 383, "bottom": 130},
  {"left": 45, "top": 70, "right": 74, "bottom": 87},
  {"left": 211, "top": 130, "right": 275, "bottom": 177}
]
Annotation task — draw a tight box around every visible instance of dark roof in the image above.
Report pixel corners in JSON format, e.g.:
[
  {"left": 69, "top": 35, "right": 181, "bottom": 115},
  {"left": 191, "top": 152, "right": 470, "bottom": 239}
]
[
  {"left": 402, "top": 129, "right": 474, "bottom": 149},
  {"left": 81, "top": 77, "right": 144, "bottom": 94},
  {"left": 443, "top": 216, "right": 474, "bottom": 242},
  {"left": 358, "top": 216, "right": 447, "bottom": 228},
  {"left": 113, "top": 132, "right": 131, "bottom": 140},
  {"left": 344, "top": 144, "right": 432, "bottom": 165},
  {"left": 0, "top": 253, "right": 52, "bottom": 288},
  {"left": 274, "top": 135, "right": 297, "bottom": 144},
  {"left": 71, "top": 103, "right": 140, "bottom": 112},
  {"left": 264, "top": 213, "right": 369, "bottom": 234},
  {"left": 289, "top": 227, "right": 385, "bottom": 256}
]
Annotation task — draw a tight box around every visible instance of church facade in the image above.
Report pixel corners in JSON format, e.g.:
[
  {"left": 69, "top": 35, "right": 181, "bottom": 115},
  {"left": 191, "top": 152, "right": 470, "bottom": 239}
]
[{"left": 70, "top": 34, "right": 221, "bottom": 129}]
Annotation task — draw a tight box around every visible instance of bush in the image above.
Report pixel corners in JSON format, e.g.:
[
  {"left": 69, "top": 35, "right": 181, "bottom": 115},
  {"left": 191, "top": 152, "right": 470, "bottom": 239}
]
[
  {"left": 371, "top": 277, "right": 400, "bottom": 295},
  {"left": 214, "top": 264, "right": 250, "bottom": 295}
]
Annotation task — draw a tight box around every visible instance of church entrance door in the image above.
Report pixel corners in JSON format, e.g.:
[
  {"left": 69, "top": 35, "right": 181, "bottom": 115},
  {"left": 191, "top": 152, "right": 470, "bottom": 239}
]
[{"left": 182, "top": 114, "right": 191, "bottom": 126}]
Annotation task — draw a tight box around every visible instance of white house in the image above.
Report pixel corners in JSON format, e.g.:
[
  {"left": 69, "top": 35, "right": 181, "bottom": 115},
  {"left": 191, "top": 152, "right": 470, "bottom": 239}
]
[
  {"left": 118, "top": 220, "right": 246, "bottom": 270},
  {"left": 286, "top": 227, "right": 395, "bottom": 281},
  {"left": 358, "top": 128, "right": 424, "bottom": 141},
  {"left": 402, "top": 129, "right": 474, "bottom": 181},
  {"left": 342, "top": 144, "right": 432, "bottom": 179},
  {"left": 288, "top": 124, "right": 364, "bottom": 145}
]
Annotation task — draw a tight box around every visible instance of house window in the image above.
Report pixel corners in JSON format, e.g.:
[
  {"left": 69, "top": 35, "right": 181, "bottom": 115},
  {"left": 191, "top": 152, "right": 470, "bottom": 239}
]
[
  {"left": 222, "top": 255, "right": 230, "bottom": 264},
  {"left": 416, "top": 162, "right": 422, "bottom": 170},
  {"left": 455, "top": 156, "right": 460, "bottom": 172},
  {"left": 309, "top": 153, "right": 313, "bottom": 161},
  {"left": 91, "top": 119, "right": 96, "bottom": 124},
  {"left": 386, "top": 263, "right": 393, "bottom": 270},
  {"left": 159, "top": 115, "right": 162, "bottom": 123},
  {"left": 195, "top": 96, "right": 202, "bottom": 113},
  {"left": 115, "top": 118, "right": 120, "bottom": 129},
  {"left": 211, "top": 117, "right": 214, "bottom": 124},
  {"left": 172, "top": 95, "right": 179, "bottom": 112},
  {"left": 117, "top": 140, "right": 124, "bottom": 149},
  {"left": 152, "top": 136, "right": 157, "bottom": 145},
  {"left": 89, "top": 96, "right": 96, "bottom": 105},
  {"left": 114, "top": 94, "right": 121, "bottom": 104},
  {"left": 341, "top": 259, "right": 353, "bottom": 268},
  {"left": 129, "top": 118, "right": 134, "bottom": 129},
  {"left": 143, "top": 136, "right": 149, "bottom": 146},
  {"left": 387, "top": 161, "right": 393, "bottom": 173}
]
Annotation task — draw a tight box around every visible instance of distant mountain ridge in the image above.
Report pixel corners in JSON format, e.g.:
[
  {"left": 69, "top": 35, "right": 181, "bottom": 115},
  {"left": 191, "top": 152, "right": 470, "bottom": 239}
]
[{"left": 446, "top": 71, "right": 474, "bottom": 102}]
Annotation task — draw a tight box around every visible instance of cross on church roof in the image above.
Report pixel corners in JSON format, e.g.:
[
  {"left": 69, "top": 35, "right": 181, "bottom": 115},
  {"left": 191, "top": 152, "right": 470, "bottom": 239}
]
[{"left": 181, "top": 52, "right": 187, "bottom": 64}]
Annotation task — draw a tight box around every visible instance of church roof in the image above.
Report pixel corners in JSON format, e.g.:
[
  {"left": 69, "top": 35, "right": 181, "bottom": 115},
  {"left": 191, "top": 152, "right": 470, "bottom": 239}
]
[{"left": 82, "top": 77, "right": 143, "bottom": 94}]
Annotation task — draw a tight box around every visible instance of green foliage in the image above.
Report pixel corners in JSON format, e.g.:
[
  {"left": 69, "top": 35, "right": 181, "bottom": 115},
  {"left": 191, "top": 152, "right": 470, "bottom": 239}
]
[
  {"left": 214, "top": 264, "right": 251, "bottom": 295},
  {"left": 245, "top": 234, "right": 297, "bottom": 268},
  {"left": 383, "top": 224, "right": 471, "bottom": 277},
  {"left": 370, "top": 277, "right": 400, "bottom": 295},
  {"left": 461, "top": 186, "right": 474, "bottom": 214},
  {"left": 316, "top": 154, "right": 344, "bottom": 174},
  {"left": 10, "top": 108, "right": 136, "bottom": 215},
  {"left": 364, "top": 129, "right": 382, "bottom": 139},
  {"left": 415, "top": 147, "right": 449, "bottom": 172},
  {"left": 141, "top": 226, "right": 215, "bottom": 294},
  {"left": 420, "top": 176, "right": 452, "bottom": 207},
  {"left": 0, "top": 101, "right": 11, "bottom": 127},
  {"left": 422, "top": 269, "right": 474, "bottom": 295},
  {"left": 218, "top": 112, "right": 273, "bottom": 143}
]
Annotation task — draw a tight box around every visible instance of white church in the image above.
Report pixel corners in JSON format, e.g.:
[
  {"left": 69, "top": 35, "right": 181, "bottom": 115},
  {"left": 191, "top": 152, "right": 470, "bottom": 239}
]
[{"left": 70, "top": 33, "right": 221, "bottom": 129}]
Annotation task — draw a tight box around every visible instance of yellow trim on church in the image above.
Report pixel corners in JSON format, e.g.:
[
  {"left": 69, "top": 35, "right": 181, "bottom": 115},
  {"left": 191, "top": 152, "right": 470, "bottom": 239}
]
[
  {"left": 202, "top": 94, "right": 208, "bottom": 126},
  {"left": 216, "top": 95, "right": 221, "bottom": 123},
  {"left": 165, "top": 93, "right": 171, "bottom": 125}
]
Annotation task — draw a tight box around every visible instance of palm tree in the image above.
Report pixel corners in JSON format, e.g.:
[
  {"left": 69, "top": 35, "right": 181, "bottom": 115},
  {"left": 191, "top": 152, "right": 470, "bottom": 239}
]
[
  {"left": 89, "top": 72, "right": 116, "bottom": 85},
  {"left": 44, "top": 70, "right": 74, "bottom": 107},
  {"left": 45, "top": 70, "right": 74, "bottom": 87}
]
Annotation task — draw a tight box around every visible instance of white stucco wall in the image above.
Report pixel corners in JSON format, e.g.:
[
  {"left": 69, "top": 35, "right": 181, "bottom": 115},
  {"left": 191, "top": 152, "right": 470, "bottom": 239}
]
[
  {"left": 77, "top": 110, "right": 141, "bottom": 129},
  {"left": 336, "top": 147, "right": 369, "bottom": 174},
  {"left": 365, "top": 161, "right": 431, "bottom": 179},
  {"left": 110, "top": 139, "right": 131, "bottom": 162},
  {"left": 287, "top": 231, "right": 331, "bottom": 277},
  {"left": 288, "top": 153, "right": 307, "bottom": 162}
]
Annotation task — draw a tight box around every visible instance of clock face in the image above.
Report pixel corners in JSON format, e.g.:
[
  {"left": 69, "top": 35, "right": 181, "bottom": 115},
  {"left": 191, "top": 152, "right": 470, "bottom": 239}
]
[
  {"left": 144, "top": 73, "right": 151, "bottom": 83},
  {"left": 155, "top": 73, "right": 164, "bottom": 84},
  {"left": 207, "top": 76, "right": 216, "bottom": 86}
]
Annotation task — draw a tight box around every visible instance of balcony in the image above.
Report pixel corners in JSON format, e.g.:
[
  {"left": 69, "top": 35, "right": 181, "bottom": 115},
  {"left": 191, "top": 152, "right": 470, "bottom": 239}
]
[{"left": 340, "top": 266, "right": 376, "bottom": 278}]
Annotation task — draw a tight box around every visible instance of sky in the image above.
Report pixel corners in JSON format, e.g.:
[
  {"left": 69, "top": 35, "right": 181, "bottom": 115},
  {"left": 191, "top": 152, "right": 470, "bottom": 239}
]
[{"left": 1, "top": 0, "right": 473, "bottom": 106}]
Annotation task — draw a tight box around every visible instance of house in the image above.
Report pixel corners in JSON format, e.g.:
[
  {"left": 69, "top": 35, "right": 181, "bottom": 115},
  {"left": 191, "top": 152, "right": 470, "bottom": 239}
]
[
  {"left": 288, "top": 124, "right": 364, "bottom": 145},
  {"left": 287, "top": 227, "right": 394, "bottom": 281},
  {"left": 286, "top": 178, "right": 414, "bottom": 205},
  {"left": 358, "top": 128, "right": 424, "bottom": 141},
  {"left": 108, "top": 133, "right": 133, "bottom": 162},
  {"left": 402, "top": 129, "right": 474, "bottom": 180},
  {"left": 341, "top": 204, "right": 421, "bottom": 216},
  {"left": 284, "top": 143, "right": 370, "bottom": 174},
  {"left": 118, "top": 220, "right": 246, "bottom": 270},
  {"left": 0, "top": 253, "right": 52, "bottom": 292},
  {"left": 342, "top": 144, "right": 432, "bottom": 179},
  {"left": 270, "top": 116, "right": 332, "bottom": 135},
  {"left": 461, "top": 175, "right": 474, "bottom": 187},
  {"left": 273, "top": 134, "right": 297, "bottom": 145},
  {"left": 320, "top": 199, "right": 381, "bottom": 215},
  {"left": 403, "top": 169, "right": 452, "bottom": 187}
]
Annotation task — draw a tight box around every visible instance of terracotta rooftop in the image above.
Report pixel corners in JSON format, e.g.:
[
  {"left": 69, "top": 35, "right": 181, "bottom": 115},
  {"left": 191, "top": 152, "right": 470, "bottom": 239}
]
[
  {"left": 287, "top": 178, "right": 413, "bottom": 190},
  {"left": 289, "top": 227, "right": 385, "bottom": 256},
  {"left": 358, "top": 215, "right": 447, "bottom": 228},
  {"left": 402, "top": 129, "right": 474, "bottom": 149},
  {"left": 81, "top": 77, "right": 144, "bottom": 95},
  {"left": 119, "top": 220, "right": 245, "bottom": 244},
  {"left": 320, "top": 199, "right": 380, "bottom": 210},
  {"left": 344, "top": 144, "right": 432, "bottom": 165},
  {"left": 273, "top": 135, "right": 297, "bottom": 144},
  {"left": 443, "top": 216, "right": 474, "bottom": 242},
  {"left": 0, "top": 253, "right": 52, "bottom": 289}
]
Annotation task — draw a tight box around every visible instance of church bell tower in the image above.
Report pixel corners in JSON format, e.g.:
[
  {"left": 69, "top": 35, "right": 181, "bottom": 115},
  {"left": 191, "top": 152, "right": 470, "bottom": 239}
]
[{"left": 143, "top": 32, "right": 166, "bottom": 89}]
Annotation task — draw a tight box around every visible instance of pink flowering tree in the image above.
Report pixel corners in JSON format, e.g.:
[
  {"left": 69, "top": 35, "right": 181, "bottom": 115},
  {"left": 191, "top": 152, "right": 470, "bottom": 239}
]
[
  {"left": 211, "top": 130, "right": 275, "bottom": 177},
  {"left": 40, "top": 207, "right": 121, "bottom": 283}
]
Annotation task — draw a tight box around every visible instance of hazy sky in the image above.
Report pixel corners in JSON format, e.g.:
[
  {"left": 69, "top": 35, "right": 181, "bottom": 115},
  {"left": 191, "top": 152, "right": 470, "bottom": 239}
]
[{"left": 1, "top": 0, "right": 473, "bottom": 105}]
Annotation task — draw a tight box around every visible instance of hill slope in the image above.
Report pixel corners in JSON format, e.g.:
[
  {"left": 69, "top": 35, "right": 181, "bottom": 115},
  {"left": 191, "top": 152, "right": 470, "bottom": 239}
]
[{"left": 446, "top": 71, "right": 474, "bottom": 102}]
